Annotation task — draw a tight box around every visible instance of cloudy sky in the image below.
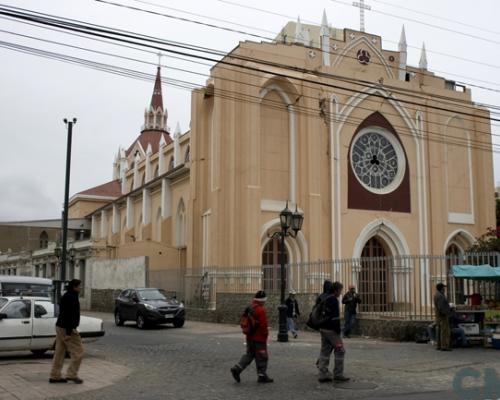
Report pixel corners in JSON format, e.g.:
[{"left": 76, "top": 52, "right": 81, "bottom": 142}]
[{"left": 1, "top": 0, "right": 499, "bottom": 221}]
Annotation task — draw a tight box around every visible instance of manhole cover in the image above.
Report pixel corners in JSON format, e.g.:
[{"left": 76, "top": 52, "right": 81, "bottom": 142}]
[{"left": 334, "top": 381, "right": 378, "bottom": 390}]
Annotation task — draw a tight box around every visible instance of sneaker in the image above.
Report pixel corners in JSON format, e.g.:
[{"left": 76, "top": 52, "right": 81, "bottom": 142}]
[
  {"left": 318, "top": 376, "right": 333, "bottom": 383},
  {"left": 334, "top": 376, "right": 350, "bottom": 382},
  {"left": 293, "top": 333, "right": 298, "bottom": 339},
  {"left": 49, "top": 378, "right": 67, "bottom": 383},
  {"left": 257, "top": 375, "right": 274, "bottom": 383},
  {"left": 66, "top": 377, "right": 84, "bottom": 384},
  {"left": 230, "top": 366, "right": 241, "bottom": 383}
]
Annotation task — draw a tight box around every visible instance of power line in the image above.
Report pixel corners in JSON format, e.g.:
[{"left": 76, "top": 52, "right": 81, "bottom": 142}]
[
  {"left": 370, "top": 0, "right": 500, "bottom": 37},
  {"left": 215, "top": 0, "right": 500, "bottom": 72},
  {"left": 92, "top": 0, "right": 500, "bottom": 103},
  {"left": 330, "top": 0, "right": 500, "bottom": 47},
  {"left": 3, "top": 26, "right": 500, "bottom": 141},
  {"left": 1, "top": 5, "right": 500, "bottom": 134},
  {"left": 1, "top": 38, "right": 498, "bottom": 155}
]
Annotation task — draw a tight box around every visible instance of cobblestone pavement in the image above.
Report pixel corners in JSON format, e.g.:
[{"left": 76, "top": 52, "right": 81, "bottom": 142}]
[{"left": 1, "top": 312, "right": 499, "bottom": 400}]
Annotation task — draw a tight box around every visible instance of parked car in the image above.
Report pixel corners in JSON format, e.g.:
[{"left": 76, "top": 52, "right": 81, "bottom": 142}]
[
  {"left": 0, "top": 296, "right": 105, "bottom": 355},
  {"left": 114, "top": 288, "right": 185, "bottom": 329}
]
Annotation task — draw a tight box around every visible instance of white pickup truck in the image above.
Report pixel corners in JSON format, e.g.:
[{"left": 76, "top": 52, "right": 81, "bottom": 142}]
[{"left": 0, "top": 296, "right": 105, "bottom": 355}]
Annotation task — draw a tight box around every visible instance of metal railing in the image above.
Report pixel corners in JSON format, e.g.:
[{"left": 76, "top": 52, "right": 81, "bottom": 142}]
[{"left": 149, "top": 253, "right": 500, "bottom": 319}]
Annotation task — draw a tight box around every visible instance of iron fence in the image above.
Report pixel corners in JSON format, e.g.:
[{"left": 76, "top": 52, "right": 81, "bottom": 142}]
[{"left": 149, "top": 253, "right": 500, "bottom": 320}]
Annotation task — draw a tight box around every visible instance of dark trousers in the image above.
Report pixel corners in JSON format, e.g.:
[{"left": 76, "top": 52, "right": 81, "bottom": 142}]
[
  {"left": 343, "top": 311, "right": 356, "bottom": 336},
  {"left": 236, "top": 341, "right": 268, "bottom": 377},
  {"left": 436, "top": 315, "right": 451, "bottom": 350}
]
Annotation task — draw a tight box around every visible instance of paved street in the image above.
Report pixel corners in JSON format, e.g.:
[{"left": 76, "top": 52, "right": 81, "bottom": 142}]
[{"left": 1, "top": 313, "right": 499, "bottom": 400}]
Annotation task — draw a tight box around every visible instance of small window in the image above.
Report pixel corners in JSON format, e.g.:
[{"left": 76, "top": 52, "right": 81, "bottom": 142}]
[
  {"left": 184, "top": 146, "right": 190, "bottom": 162},
  {"left": 2, "top": 300, "right": 31, "bottom": 319},
  {"left": 39, "top": 231, "right": 49, "bottom": 249},
  {"left": 405, "top": 73, "right": 410, "bottom": 82},
  {"left": 168, "top": 157, "right": 174, "bottom": 171}
]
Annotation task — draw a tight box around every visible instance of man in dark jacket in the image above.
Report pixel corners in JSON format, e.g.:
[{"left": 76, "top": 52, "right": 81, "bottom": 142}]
[
  {"left": 285, "top": 289, "right": 300, "bottom": 338},
  {"left": 318, "top": 281, "right": 350, "bottom": 383},
  {"left": 342, "top": 284, "right": 361, "bottom": 338},
  {"left": 433, "top": 283, "right": 451, "bottom": 351},
  {"left": 49, "top": 279, "right": 84, "bottom": 384},
  {"left": 230, "top": 290, "right": 273, "bottom": 384}
]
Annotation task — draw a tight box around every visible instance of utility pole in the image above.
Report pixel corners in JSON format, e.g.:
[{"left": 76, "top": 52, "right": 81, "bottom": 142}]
[{"left": 57, "top": 118, "right": 76, "bottom": 302}]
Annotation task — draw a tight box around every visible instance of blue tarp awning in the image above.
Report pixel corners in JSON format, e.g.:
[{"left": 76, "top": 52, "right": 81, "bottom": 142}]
[{"left": 451, "top": 265, "right": 500, "bottom": 281}]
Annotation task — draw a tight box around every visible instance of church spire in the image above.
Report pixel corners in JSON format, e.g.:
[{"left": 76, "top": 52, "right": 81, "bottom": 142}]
[
  {"left": 142, "top": 66, "right": 168, "bottom": 132},
  {"left": 150, "top": 66, "right": 163, "bottom": 111},
  {"left": 320, "top": 10, "right": 330, "bottom": 67},
  {"left": 398, "top": 25, "right": 407, "bottom": 52}
]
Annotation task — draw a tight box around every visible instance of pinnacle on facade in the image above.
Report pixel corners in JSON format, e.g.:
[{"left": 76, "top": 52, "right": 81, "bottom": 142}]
[
  {"left": 320, "top": 9, "right": 329, "bottom": 37},
  {"left": 398, "top": 25, "right": 407, "bottom": 52},
  {"left": 419, "top": 42, "right": 428, "bottom": 70}
]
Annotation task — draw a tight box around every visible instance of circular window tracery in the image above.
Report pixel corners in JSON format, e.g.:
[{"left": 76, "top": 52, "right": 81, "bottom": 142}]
[{"left": 350, "top": 127, "right": 406, "bottom": 194}]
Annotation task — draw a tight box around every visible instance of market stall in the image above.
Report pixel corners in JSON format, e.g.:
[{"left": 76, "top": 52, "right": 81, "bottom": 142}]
[{"left": 451, "top": 265, "right": 500, "bottom": 348}]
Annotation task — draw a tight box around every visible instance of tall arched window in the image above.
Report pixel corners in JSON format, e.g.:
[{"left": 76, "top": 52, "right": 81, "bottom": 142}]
[
  {"left": 39, "top": 231, "right": 49, "bottom": 249},
  {"left": 154, "top": 165, "right": 159, "bottom": 178},
  {"left": 261, "top": 237, "right": 289, "bottom": 294},
  {"left": 184, "top": 146, "right": 190, "bottom": 162},
  {"left": 168, "top": 157, "right": 174, "bottom": 171},
  {"left": 176, "top": 199, "right": 186, "bottom": 247}
]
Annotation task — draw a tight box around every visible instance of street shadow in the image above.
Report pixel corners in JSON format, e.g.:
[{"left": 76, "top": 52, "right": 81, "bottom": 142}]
[{"left": 0, "top": 351, "right": 52, "bottom": 362}]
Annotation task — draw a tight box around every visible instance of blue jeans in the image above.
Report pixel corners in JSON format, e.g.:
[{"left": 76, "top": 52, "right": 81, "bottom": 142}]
[
  {"left": 287, "top": 317, "right": 297, "bottom": 336},
  {"left": 343, "top": 311, "right": 356, "bottom": 336}
]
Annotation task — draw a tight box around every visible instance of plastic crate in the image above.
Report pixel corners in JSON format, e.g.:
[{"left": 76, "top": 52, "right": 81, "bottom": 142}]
[{"left": 492, "top": 334, "right": 500, "bottom": 349}]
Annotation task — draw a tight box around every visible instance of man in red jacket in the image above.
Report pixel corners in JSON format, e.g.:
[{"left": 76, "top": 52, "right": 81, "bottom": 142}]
[{"left": 230, "top": 290, "right": 273, "bottom": 383}]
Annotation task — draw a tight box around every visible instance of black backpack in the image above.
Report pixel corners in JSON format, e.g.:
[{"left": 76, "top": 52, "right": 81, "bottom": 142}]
[{"left": 306, "top": 295, "right": 332, "bottom": 331}]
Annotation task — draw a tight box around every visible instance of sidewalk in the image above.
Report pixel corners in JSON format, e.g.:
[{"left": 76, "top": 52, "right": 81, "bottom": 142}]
[{"left": 0, "top": 354, "right": 129, "bottom": 400}]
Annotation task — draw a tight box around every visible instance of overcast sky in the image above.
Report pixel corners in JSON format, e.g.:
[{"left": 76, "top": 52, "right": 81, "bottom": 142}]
[{"left": 1, "top": 0, "right": 500, "bottom": 221}]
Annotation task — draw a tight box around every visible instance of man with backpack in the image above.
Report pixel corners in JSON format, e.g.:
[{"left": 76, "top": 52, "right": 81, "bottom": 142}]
[
  {"left": 230, "top": 290, "right": 273, "bottom": 384},
  {"left": 317, "top": 281, "right": 350, "bottom": 383}
]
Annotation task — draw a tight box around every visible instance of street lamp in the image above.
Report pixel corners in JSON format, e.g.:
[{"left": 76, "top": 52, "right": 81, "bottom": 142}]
[{"left": 267, "top": 201, "right": 304, "bottom": 342}]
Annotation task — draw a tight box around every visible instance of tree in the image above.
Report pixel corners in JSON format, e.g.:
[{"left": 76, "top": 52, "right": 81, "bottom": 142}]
[{"left": 468, "top": 227, "right": 500, "bottom": 252}]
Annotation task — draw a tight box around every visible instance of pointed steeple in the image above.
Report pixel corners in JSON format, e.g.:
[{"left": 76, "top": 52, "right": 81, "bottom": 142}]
[
  {"left": 398, "top": 25, "right": 407, "bottom": 52},
  {"left": 151, "top": 66, "right": 163, "bottom": 111},
  {"left": 419, "top": 42, "right": 428, "bottom": 70},
  {"left": 142, "top": 66, "right": 168, "bottom": 132}
]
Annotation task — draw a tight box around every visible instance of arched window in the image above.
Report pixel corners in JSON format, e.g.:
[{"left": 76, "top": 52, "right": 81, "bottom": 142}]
[
  {"left": 261, "top": 237, "right": 288, "bottom": 294},
  {"left": 39, "top": 231, "right": 49, "bottom": 249},
  {"left": 168, "top": 157, "right": 174, "bottom": 171},
  {"left": 176, "top": 199, "right": 186, "bottom": 247},
  {"left": 359, "top": 237, "right": 390, "bottom": 312},
  {"left": 184, "top": 146, "right": 190, "bottom": 162},
  {"left": 154, "top": 165, "right": 159, "bottom": 178}
]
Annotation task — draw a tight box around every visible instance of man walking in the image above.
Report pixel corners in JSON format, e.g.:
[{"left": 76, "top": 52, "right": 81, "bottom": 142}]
[
  {"left": 285, "top": 289, "right": 300, "bottom": 338},
  {"left": 318, "top": 281, "right": 350, "bottom": 383},
  {"left": 49, "top": 279, "right": 84, "bottom": 384},
  {"left": 342, "top": 284, "right": 361, "bottom": 338},
  {"left": 433, "top": 283, "right": 452, "bottom": 351},
  {"left": 230, "top": 290, "right": 273, "bottom": 383}
]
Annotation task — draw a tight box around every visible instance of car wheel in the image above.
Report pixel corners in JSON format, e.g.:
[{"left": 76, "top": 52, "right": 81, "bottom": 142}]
[
  {"left": 173, "top": 318, "right": 185, "bottom": 328},
  {"left": 31, "top": 349, "right": 48, "bottom": 356},
  {"left": 136, "top": 313, "right": 147, "bottom": 329},
  {"left": 114, "top": 310, "right": 125, "bottom": 326}
]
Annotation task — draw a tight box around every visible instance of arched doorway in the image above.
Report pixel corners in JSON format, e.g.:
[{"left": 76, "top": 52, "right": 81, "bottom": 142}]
[
  {"left": 262, "top": 237, "right": 289, "bottom": 294},
  {"left": 359, "top": 237, "right": 391, "bottom": 312},
  {"left": 446, "top": 243, "right": 465, "bottom": 304}
]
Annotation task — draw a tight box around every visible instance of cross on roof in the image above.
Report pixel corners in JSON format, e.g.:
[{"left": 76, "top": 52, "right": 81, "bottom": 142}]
[{"left": 352, "top": 0, "right": 371, "bottom": 32}]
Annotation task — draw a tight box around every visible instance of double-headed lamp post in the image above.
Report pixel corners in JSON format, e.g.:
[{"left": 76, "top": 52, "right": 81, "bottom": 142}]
[{"left": 268, "top": 201, "right": 304, "bottom": 342}]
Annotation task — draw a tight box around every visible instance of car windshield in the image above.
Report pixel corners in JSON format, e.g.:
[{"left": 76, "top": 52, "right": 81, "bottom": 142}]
[
  {"left": 138, "top": 289, "right": 166, "bottom": 301},
  {"left": 0, "top": 298, "right": 7, "bottom": 309}
]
